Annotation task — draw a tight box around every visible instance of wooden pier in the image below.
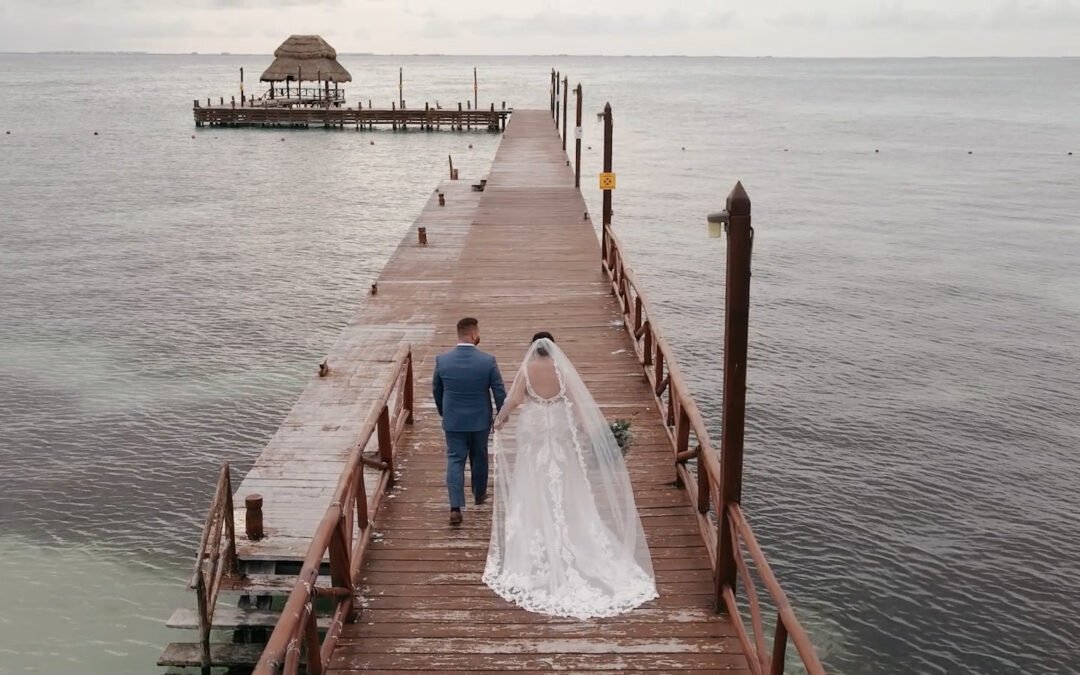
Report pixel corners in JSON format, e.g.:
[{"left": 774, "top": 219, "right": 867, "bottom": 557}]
[
  {"left": 193, "top": 101, "right": 510, "bottom": 131},
  {"left": 160, "top": 76, "right": 825, "bottom": 674}
]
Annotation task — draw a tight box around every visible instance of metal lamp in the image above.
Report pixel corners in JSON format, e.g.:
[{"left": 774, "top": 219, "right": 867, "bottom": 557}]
[{"left": 707, "top": 210, "right": 729, "bottom": 238}]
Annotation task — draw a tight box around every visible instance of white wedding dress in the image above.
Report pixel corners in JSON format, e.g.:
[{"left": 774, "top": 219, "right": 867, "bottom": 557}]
[{"left": 482, "top": 338, "right": 657, "bottom": 620}]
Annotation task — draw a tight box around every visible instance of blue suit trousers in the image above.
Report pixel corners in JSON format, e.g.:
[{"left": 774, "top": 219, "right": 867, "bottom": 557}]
[{"left": 445, "top": 429, "right": 489, "bottom": 509}]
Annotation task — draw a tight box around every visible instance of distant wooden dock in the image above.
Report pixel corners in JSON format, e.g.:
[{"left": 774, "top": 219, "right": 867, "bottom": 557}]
[
  {"left": 193, "top": 100, "right": 510, "bottom": 131},
  {"left": 160, "top": 73, "right": 825, "bottom": 675}
]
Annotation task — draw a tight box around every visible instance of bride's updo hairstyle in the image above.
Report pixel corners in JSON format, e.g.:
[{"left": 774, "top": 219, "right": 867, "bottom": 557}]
[{"left": 531, "top": 331, "right": 555, "bottom": 356}]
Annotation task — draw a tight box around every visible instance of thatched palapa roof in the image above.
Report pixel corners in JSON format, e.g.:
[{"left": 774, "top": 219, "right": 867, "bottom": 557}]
[{"left": 260, "top": 35, "right": 352, "bottom": 83}]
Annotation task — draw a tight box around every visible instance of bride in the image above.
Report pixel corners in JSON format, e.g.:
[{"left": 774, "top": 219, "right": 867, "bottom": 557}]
[{"left": 483, "top": 332, "right": 657, "bottom": 620}]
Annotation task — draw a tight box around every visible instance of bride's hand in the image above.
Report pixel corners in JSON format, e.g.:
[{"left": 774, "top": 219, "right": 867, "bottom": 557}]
[{"left": 493, "top": 416, "right": 506, "bottom": 431}]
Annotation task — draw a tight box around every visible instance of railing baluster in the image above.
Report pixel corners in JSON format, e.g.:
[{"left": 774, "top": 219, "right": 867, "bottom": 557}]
[
  {"left": 356, "top": 460, "right": 369, "bottom": 531},
  {"left": 305, "top": 606, "right": 324, "bottom": 675},
  {"left": 770, "top": 615, "right": 789, "bottom": 675},
  {"left": 697, "top": 447, "right": 711, "bottom": 514},
  {"left": 377, "top": 404, "right": 393, "bottom": 487},
  {"left": 404, "top": 350, "right": 414, "bottom": 424},
  {"left": 221, "top": 465, "right": 237, "bottom": 576},
  {"left": 676, "top": 406, "right": 690, "bottom": 458}
]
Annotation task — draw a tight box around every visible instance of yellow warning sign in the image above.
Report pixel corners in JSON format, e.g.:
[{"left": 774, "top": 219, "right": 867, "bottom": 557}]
[{"left": 599, "top": 172, "right": 616, "bottom": 190}]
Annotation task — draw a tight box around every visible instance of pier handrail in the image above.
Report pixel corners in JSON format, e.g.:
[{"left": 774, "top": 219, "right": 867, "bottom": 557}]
[
  {"left": 189, "top": 462, "right": 238, "bottom": 672},
  {"left": 252, "top": 344, "right": 415, "bottom": 675},
  {"left": 602, "top": 213, "right": 825, "bottom": 674}
]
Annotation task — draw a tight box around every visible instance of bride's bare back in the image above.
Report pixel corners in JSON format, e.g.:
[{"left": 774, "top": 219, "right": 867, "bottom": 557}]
[{"left": 525, "top": 357, "right": 562, "bottom": 399}]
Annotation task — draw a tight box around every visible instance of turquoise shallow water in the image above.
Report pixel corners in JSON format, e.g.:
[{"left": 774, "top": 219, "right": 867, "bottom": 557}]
[{"left": 1, "top": 54, "right": 1078, "bottom": 674}]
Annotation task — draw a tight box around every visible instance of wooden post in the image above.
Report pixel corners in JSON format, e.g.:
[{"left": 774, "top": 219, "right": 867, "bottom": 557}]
[
  {"left": 715, "top": 181, "right": 753, "bottom": 609},
  {"left": 245, "top": 494, "right": 264, "bottom": 541},
  {"left": 601, "top": 103, "right": 613, "bottom": 265},
  {"left": 239, "top": 67, "right": 244, "bottom": 106},
  {"left": 574, "top": 84, "right": 583, "bottom": 188},
  {"left": 438, "top": 193, "right": 445, "bottom": 206},
  {"left": 448, "top": 155, "right": 455, "bottom": 180},
  {"left": 399, "top": 67, "right": 403, "bottom": 108},
  {"left": 404, "top": 351, "right": 415, "bottom": 424},
  {"left": 555, "top": 71, "right": 561, "bottom": 130},
  {"left": 458, "top": 102, "right": 463, "bottom": 131},
  {"left": 550, "top": 69, "right": 556, "bottom": 119},
  {"left": 418, "top": 226, "right": 428, "bottom": 245},
  {"left": 562, "top": 76, "right": 569, "bottom": 152},
  {"left": 473, "top": 66, "right": 478, "bottom": 110}
]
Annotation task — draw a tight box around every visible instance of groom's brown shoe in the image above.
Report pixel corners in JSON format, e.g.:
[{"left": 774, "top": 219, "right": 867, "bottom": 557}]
[
  {"left": 475, "top": 493, "right": 488, "bottom": 506},
  {"left": 449, "top": 509, "right": 463, "bottom": 526}
]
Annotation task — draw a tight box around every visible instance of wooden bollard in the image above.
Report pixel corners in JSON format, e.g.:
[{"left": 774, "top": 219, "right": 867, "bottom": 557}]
[
  {"left": 231, "top": 96, "right": 235, "bottom": 109},
  {"left": 438, "top": 193, "right": 445, "bottom": 206},
  {"left": 418, "top": 227, "right": 428, "bottom": 245},
  {"left": 220, "top": 96, "right": 224, "bottom": 105},
  {"left": 370, "top": 282, "right": 378, "bottom": 295},
  {"left": 245, "top": 494, "right": 264, "bottom": 541}
]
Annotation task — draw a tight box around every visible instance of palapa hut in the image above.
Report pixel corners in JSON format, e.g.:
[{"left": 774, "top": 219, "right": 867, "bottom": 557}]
[{"left": 260, "top": 35, "right": 352, "bottom": 106}]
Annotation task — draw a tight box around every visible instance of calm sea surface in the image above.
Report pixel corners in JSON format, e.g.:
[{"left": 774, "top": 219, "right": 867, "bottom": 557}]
[{"left": 1, "top": 54, "right": 1078, "bottom": 674}]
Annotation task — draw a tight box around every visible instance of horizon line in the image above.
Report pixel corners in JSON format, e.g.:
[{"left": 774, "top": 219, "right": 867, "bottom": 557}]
[{"left": 2, "top": 50, "right": 1077, "bottom": 59}]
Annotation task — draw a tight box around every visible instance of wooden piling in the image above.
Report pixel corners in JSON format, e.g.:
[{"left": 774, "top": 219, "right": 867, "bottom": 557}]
[
  {"left": 601, "top": 102, "right": 613, "bottom": 260},
  {"left": 715, "top": 181, "right": 753, "bottom": 605},
  {"left": 574, "top": 84, "right": 583, "bottom": 188},
  {"left": 562, "top": 75, "right": 569, "bottom": 151},
  {"left": 245, "top": 494, "right": 264, "bottom": 541}
]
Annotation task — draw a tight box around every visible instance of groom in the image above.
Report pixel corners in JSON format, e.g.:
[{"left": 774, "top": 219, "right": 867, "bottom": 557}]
[{"left": 432, "top": 317, "right": 507, "bottom": 525}]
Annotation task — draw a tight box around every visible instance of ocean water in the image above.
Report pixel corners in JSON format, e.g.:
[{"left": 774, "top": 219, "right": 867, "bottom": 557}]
[{"left": 1, "top": 54, "right": 1078, "bottom": 674}]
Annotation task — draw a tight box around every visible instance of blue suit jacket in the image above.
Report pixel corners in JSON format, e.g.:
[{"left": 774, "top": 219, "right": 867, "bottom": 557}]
[{"left": 433, "top": 345, "right": 507, "bottom": 433}]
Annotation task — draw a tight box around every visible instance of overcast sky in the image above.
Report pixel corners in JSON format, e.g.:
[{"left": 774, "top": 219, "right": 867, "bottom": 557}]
[{"left": 1, "top": 0, "right": 1078, "bottom": 56}]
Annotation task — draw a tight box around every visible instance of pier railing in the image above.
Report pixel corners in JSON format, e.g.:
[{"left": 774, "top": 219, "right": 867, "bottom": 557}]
[
  {"left": 600, "top": 168, "right": 825, "bottom": 673},
  {"left": 190, "top": 463, "right": 238, "bottom": 672},
  {"left": 252, "top": 344, "right": 414, "bottom": 675}
]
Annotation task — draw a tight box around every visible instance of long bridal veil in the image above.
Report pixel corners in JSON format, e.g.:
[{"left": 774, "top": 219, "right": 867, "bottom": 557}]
[{"left": 484, "top": 338, "right": 656, "bottom": 619}]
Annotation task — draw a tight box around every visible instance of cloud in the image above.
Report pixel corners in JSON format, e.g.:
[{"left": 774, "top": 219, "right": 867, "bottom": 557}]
[
  {"left": 984, "top": 0, "right": 1080, "bottom": 28},
  {"left": 427, "top": 8, "right": 738, "bottom": 39},
  {"left": 770, "top": 11, "right": 833, "bottom": 28},
  {"left": 857, "top": 3, "right": 977, "bottom": 31}
]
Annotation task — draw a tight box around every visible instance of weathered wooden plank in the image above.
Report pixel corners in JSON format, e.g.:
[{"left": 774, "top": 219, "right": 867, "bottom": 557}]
[
  {"left": 157, "top": 642, "right": 265, "bottom": 667},
  {"left": 330, "top": 653, "right": 749, "bottom": 671}
]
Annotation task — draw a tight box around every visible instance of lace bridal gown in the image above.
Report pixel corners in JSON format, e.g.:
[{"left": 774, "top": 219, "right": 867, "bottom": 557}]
[{"left": 482, "top": 338, "right": 657, "bottom": 620}]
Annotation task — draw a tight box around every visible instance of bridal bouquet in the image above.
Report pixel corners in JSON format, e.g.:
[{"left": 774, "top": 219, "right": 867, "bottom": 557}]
[{"left": 609, "top": 419, "right": 632, "bottom": 452}]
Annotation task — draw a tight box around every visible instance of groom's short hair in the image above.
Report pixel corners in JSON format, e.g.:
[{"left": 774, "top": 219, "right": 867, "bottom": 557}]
[{"left": 457, "top": 317, "right": 479, "bottom": 338}]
